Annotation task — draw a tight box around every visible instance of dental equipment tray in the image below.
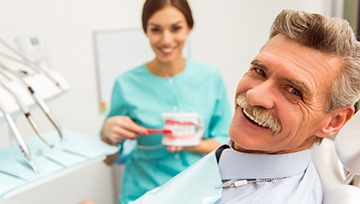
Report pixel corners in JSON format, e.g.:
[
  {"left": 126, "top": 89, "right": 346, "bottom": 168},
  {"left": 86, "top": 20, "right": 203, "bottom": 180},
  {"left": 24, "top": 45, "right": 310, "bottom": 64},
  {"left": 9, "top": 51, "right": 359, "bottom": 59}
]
[{"left": 0, "top": 129, "right": 118, "bottom": 200}]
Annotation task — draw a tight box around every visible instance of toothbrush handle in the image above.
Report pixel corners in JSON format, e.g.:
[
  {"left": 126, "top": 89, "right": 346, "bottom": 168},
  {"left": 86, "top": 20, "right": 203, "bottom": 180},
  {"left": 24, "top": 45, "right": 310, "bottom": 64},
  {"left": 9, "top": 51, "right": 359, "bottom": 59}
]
[{"left": 146, "top": 129, "right": 172, "bottom": 134}]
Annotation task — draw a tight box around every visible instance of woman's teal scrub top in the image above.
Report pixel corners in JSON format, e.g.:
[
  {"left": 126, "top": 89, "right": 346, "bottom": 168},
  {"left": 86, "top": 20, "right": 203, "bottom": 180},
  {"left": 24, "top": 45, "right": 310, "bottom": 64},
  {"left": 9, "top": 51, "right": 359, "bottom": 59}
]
[{"left": 105, "top": 59, "right": 232, "bottom": 204}]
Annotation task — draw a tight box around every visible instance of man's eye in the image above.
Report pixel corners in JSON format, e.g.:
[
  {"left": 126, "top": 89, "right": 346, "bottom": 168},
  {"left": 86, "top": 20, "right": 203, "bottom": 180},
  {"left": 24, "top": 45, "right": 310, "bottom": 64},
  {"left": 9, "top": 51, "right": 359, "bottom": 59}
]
[
  {"left": 288, "top": 87, "right": 301, "bottom": 96},
  {"left": 255, "top": 68, "right": 266, "bottom": 77}
]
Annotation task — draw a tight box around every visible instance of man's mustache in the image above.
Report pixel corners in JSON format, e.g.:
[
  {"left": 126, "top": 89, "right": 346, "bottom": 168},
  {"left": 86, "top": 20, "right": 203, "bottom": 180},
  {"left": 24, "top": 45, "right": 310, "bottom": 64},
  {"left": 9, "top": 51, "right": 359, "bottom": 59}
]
[{"left": 236, "top": 94, "right": 282, "bottom": 135}]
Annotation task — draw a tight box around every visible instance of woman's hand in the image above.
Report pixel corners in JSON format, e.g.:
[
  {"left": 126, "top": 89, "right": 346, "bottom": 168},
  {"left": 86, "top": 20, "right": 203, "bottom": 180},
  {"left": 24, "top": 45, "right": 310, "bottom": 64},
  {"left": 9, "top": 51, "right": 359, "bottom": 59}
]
[
  {"left": 166, "top": 146, "right": 184, "bottom": 152},
  {"left": 101, "top": 116, "right": 148, "bottom": 145},
  {"left": 166, "top": 139, "right": 221, "bottom": 154}
]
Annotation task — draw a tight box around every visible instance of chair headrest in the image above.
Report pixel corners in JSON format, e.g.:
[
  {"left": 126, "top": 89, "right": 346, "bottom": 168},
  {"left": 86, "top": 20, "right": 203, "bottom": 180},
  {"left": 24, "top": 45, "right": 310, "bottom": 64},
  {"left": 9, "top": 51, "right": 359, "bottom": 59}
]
[{"left": 335, "top": 111, "right": 360, "bottom": 175}]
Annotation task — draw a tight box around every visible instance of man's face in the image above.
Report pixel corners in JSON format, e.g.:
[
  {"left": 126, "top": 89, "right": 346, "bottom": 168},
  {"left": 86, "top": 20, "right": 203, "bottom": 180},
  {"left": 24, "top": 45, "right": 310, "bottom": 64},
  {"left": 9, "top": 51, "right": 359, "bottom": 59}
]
[{"left": 229, "top": 34, "right": 342, "bottom": 154}]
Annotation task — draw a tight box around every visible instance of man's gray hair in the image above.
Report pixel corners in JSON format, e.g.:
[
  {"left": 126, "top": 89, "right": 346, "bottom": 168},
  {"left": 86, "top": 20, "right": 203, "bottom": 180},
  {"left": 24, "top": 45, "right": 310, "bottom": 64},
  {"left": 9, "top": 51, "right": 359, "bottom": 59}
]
[{"left": 270, "top": 9, "right": 360, "bottom": 112}]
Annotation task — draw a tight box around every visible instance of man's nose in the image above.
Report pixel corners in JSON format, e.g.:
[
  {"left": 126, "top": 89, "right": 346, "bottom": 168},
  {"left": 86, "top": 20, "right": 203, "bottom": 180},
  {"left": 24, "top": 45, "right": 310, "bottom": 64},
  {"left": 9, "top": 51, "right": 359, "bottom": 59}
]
[{"left": 246, "top": 80, "right": 275, "bottom": 109}]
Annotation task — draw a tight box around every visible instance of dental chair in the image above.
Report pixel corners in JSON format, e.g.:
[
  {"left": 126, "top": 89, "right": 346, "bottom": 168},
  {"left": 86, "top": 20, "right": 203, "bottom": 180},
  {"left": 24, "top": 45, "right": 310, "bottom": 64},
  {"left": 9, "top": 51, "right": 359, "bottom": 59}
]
[{"left": 312, "top": 109, "right": 360, "bottom": 204}]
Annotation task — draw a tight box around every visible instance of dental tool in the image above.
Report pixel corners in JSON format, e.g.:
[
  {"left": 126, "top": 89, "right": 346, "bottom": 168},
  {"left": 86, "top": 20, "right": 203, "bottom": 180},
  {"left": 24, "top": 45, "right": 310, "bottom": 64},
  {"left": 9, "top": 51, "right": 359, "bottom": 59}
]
[
  {"left": 0, "top": 73, "right": 53, "bottom": 147},
  {"left": 0, "top": 38, "right": 68, "bottom": 91},
  {"left": 0, "top": 97, "right": 39, "bottom": 175},
  {"left": 0, "top": 64, "right": 64, "bottom": 141}
]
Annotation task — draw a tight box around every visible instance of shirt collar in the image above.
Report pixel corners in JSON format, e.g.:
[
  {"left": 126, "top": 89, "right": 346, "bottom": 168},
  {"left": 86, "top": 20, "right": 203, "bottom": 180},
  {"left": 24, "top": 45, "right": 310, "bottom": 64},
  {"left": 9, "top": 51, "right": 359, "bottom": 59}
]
[{"left": 218, "top": 140, "right": 312, "bottom": 180}]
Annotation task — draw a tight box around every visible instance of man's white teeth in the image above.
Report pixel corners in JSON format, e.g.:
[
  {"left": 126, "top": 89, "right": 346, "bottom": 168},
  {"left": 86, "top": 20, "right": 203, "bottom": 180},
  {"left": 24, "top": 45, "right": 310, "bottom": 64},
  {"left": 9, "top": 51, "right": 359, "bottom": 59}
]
[
  {"left": 236, "top": 97, "right": 242, "bottom": 106},
  {"left": 243, "top": 109, "right": 268, "bottom": 128}
]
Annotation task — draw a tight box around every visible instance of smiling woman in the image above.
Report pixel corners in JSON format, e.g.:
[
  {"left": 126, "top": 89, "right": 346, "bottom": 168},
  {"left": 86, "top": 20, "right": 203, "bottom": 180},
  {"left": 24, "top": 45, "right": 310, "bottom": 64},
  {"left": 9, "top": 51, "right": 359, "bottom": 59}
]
[
  {"left": 99, "top": 0, "right": 232, "bottom": 203},
  {"left": 145, "top": 6, "right": 191, "bottom": 76}
]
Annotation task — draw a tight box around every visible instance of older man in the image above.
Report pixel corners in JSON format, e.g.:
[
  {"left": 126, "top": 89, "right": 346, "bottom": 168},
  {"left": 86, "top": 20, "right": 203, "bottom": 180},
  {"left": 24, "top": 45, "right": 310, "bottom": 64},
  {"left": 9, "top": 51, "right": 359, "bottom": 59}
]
[{"left": 133, "top": 9, "right": 360, "bottom": 204}]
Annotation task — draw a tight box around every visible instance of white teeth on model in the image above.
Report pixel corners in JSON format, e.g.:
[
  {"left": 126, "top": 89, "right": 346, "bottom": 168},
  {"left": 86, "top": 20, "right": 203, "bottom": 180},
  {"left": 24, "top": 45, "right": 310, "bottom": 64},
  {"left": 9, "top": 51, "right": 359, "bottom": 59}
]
[
  {"left": 243, "top": 109, "right": 268, "bottom": 128},
  {"left": 166, "top": 125, "right": 195, "bottom": 135}
]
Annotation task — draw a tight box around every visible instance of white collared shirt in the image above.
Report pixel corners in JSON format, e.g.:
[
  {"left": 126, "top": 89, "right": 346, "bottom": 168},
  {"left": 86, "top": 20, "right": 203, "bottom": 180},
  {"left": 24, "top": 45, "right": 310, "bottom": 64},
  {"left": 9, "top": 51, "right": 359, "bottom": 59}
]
[{"left": 215, "top": 141, "right": 323, "bottom": 204}]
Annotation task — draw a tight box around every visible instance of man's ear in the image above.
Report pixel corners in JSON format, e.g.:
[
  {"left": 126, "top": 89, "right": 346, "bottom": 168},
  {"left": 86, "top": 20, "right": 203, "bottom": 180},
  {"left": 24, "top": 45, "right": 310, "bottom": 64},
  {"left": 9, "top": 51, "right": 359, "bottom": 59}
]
[{"left": 316, "top": 105, "right": 355, "bottom": 138}]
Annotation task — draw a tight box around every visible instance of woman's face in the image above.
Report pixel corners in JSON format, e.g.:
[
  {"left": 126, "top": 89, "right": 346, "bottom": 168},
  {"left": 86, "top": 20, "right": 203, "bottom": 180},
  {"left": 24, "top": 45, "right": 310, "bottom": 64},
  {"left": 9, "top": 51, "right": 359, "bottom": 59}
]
[{"left": 146, "top": 6, "right": 191, "bottom": 64}]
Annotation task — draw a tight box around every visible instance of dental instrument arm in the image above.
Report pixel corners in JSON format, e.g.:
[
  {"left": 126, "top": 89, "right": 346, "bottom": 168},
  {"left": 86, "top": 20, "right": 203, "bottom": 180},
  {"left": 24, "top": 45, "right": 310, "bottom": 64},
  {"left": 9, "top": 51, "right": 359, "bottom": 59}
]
[
  {"left": 0, "top": 38, "right": 67, "bottom": 91},
  {"left": 0, "top": 78, "right": 53, "bottom": 147},
  {"left": 0, "top": 98, "right": 39, "bottom": 174},
  {"left": 27, "top": 85, "right": 63, "bottom": 141},
  {"left": 0, "top": 66, "right": 64, "bottom": 141}
]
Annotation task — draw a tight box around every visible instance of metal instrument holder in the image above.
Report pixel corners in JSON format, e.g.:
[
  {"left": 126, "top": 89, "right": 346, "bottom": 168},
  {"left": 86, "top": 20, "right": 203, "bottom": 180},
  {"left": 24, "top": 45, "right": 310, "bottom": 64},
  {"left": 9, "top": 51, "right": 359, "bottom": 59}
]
[{"left": 0, "top": 44, "right": 117, "bottom": 200}]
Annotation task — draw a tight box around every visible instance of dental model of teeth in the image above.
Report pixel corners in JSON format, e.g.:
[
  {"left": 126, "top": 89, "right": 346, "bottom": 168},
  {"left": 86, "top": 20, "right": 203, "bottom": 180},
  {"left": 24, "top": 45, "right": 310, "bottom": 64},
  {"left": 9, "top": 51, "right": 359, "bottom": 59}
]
[
  {"left": 163, "top": 120, "right": 197, "bottom": 140},
  {"left": 161, "top": 113, "right": 204, "bottom": 146}
]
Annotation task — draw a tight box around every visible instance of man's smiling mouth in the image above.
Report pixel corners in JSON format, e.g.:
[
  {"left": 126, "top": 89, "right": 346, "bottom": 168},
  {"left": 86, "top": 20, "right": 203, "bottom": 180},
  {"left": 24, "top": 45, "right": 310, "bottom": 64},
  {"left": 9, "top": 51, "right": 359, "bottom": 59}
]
[
  {"left": 236, "top": 95, "right": 282, "bottom": 135},
  {"left": 243, "top": 108, "right": 270, "bottom": 128}
]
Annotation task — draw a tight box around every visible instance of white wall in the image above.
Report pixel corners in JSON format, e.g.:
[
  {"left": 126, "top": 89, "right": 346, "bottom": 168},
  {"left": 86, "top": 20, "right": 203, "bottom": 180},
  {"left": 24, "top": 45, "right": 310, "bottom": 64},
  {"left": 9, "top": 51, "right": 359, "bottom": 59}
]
[{"left": 0, "top": 0, "right": 337, "bottom": 203}]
